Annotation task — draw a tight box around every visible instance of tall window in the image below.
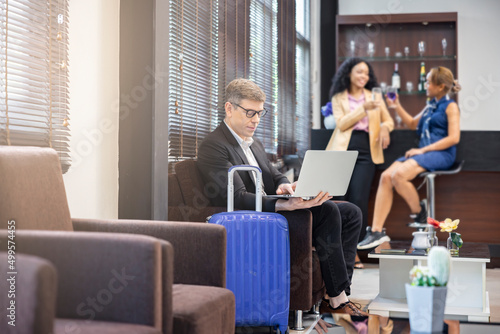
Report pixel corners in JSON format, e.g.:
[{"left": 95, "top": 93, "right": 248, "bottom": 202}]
[
  {"left": 0, "top": 0, "right": 70, "bottom": 172},
  {"left": 166, "top": 0, "right": 310, "bottom": 166},
  {"left": 167, "top": 0, "right": 219, "bottom": 167},
  {"left": 295, "top": 0, "right": 311, "bottom": 156}
]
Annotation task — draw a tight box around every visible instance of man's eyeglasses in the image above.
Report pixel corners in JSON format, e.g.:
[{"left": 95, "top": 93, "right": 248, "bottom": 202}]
[{"left": 232, "top": 103, "right": 268, "bottom": 118}]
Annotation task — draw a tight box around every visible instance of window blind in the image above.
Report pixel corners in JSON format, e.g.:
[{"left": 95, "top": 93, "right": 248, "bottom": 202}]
[
  {"left": 167, "top": 0, "right": 219, "bottom": 170},
  {"left": 277, "top": 0, "right": 297, "bottom": 156},
  {"left": 295, "top": 0, "right": 311, "bottom": 156},
  {"left": 0, "top": 0, "right": 70, "bottom": 172},
  {"left": 249, "top": 0, "right": 278, "bottom": 154}
]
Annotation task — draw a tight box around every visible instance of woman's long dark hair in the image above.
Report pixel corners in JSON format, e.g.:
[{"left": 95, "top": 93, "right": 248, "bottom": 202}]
[{"left": 329, "top": 57, "right": 378, "bottom": 99}]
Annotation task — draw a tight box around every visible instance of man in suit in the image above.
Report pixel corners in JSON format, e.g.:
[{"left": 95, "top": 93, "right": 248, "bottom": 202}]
[{"left": 198, "top": 78, "right": 367, "bottom": 317}]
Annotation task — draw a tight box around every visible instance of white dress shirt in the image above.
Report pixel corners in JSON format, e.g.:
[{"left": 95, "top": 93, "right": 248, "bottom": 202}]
[{"left": 224, "top": 120, "right": 266, "bottom": 194}]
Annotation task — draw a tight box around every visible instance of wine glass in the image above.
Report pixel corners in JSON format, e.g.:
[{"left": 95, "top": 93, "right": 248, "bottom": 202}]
[
  {"left": 386, "top": 86, "right": 397, "bottom": 102},
  {"left": 418, "top": 41, "right": 426, "bottom": 57},
  {"left": 442, "top": 38, "right": 447, "bottom": 56},
  {"left": 367, "top": 42, "right": 375, "bottom": 57},
  {"left": 404, "top": 46, "right": 410, "bottom": 57},
  {"left": 406, "top": 81, "right": 414, "bottom": 93},
  {"left": 385, "top": 47, "right": 390, "bottom": 58},
  {"left": 372, "top": 87, "right": 382, "bottom": 102}
]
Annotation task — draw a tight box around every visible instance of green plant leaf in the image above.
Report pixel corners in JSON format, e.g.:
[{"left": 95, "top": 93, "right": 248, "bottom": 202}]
[{"left": 451, "top": 232, "right": 463, "bottom": 248}]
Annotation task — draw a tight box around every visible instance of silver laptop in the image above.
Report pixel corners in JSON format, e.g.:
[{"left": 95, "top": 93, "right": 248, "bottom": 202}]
[{"left": 267, "top": 150, "right": 358, "bottom": 198}]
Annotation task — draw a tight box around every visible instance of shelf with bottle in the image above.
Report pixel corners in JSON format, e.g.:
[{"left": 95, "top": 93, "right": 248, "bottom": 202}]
[
  {"left": 398, "top": 91, "right": 426, "bottom": 96},
  {"left": 338, "top": 55, "right": 456, "bottom": 62}
]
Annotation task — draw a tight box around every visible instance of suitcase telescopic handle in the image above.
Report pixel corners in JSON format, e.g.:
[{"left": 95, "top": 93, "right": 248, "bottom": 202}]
[{"left": 228, "top": 165, "right": 263, "bottom": 212}]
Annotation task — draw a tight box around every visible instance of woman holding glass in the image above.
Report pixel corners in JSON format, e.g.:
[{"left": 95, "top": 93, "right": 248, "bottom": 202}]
[
  {"left": 326, "top": 58, "right": 394, "bottom": 268},
  {"left": 357, "top": 66, "right": 461, "bottom": 250}
]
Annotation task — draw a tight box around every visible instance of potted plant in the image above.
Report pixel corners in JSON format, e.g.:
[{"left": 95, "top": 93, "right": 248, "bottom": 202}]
[{"left": 405, "top": 246, "right": 451, "bottom": 333}]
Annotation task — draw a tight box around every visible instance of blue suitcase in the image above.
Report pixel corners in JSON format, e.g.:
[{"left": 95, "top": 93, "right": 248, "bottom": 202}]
[{"left": 208, "top": 165, "right": 290, "bottom": 333}]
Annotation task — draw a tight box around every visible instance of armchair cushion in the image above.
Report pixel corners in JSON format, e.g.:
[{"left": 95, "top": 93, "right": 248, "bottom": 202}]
[
  {"left": 172, "top": 285, "right": 235, "bottom": 334},
  {"left": 0, "top": 146, "right": 72, "bottom": 231},
  {"left": 0, "top": 252, "right": 57, "bottom": 334},
  {"left": 169, "top": 160, "right": 226, "bottom": 222},
  {"left": 174, "top": 159, "right": 210, "bottom": 208}
]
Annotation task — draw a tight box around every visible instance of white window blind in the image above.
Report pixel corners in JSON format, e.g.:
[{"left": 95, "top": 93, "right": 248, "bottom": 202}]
[
  {"left": 0, "top": 0, "right": 70, "bottom": 172},
  {"left": 295, "top": 0, "right": 311, "bottom": 156},
  {"left": 168, "top": 0, "right": 219, "bottom": 169},
  {"left": 249, "top": 0, "right": 278, "bottom": 154}
]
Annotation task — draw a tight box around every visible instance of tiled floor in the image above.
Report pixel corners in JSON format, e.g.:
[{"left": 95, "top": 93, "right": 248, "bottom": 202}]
[{"left": 236, "top": 264, "right": 500, "bottom": 333}]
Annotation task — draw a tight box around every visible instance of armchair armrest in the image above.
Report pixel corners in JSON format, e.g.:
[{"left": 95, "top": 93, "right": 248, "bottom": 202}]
[
  {"left": 0, "top": 230, "right": 164, "bottom": 330},
  {"left": 72, "top": 218, "right": 226, "bottom": 288},
  {"left": 0, "top": 252, "right": 57, "bottom": 334},
  {"left": 168, "top": 205, "right": 226, "bottom": 222}
]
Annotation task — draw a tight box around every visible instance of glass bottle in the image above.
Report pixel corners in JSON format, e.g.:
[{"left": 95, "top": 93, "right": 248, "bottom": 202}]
[
  {"left": 391, "top": 63, "right": 400, "bottom": 92},
  {"left": 418, "top": 62, "right": 426, "bottom": 93}
]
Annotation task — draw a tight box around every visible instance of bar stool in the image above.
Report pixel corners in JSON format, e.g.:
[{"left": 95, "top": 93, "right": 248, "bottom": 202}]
[{"left": 409, "top": 160, "right": 465, "bottom": 230}]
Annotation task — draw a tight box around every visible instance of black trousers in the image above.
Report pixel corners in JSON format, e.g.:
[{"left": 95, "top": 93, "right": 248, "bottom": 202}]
[
  {"left": 309, "top": 201, "right": 362, "bottom": 297},
  {"left": 338, "top": 130, "right": 376, "bottom": 242}
]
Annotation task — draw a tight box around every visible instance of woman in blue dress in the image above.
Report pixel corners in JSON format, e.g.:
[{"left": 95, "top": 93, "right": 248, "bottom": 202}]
[{"left": 358, "top": 66, "right": 461, "bottom": 249}]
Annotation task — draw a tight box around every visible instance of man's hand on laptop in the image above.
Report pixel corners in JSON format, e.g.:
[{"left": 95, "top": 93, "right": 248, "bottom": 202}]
[
  {"left": 276, "top": 182, "right": 297, "bottom": 195},
  {"left": 275, "top": 191, "right": 332, "bottom": 212}
]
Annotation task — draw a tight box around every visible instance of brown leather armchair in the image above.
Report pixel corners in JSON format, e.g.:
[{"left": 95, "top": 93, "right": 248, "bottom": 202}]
[
  {"left": 0, "top": 252, "right": 57, "bottom": 334},
  {"left": 0, "top": 231, "right": 168, "bottom": 334},
  {"left": 168, "top": 159, "right": 326, "bottom": 329},
  {"left": 0, "top": 146, "right": 235, "bottom": 334}
]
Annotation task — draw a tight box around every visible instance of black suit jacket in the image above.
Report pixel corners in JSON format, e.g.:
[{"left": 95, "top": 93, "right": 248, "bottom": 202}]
[{"left": 197, "top": 121, "right": 289, "bottom": 212}]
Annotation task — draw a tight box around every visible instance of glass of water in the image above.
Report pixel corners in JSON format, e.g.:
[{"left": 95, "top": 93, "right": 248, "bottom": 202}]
[{"left": 372, "top": 87, "right": 383, "bottom": 102}]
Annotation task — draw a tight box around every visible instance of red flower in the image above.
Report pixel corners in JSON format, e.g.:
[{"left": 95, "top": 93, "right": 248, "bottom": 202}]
[{"left": 427, "top": 217, "right": 441, "bottom": 228}]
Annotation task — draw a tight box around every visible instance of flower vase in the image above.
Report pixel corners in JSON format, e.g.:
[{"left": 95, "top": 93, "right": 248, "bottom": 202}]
[{"left": 447, "top": 233, "right": 459, "bottom": 256}]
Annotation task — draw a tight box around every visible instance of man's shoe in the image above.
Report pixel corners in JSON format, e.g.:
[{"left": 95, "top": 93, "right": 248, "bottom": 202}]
[
  {"left": 357, "top": 228, "right": 390, "bottom": 250},
  {"left": 319, "top": 299, "right": 369, "bottom": 319}
]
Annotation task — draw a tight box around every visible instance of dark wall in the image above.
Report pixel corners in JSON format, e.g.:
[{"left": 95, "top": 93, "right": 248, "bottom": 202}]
[
  {"left": 118, "top": 0, "right": 154, "bottom": 219},
  {"left": 320, "top": 0, "right": 338, "bottom": 107}
]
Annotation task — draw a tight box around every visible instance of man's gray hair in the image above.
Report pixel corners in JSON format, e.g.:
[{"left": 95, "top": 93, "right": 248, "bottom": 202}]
[{"left": 225, "top": 78, "right": 266, "bottom": 104}]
